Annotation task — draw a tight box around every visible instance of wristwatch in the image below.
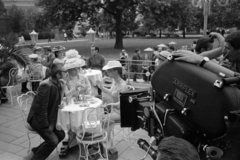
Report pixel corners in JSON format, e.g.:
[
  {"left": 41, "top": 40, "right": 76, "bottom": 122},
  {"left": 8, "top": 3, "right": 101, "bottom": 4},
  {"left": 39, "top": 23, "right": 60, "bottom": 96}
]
[{"left": 199, "top": 57, "right": 209, "bottom": 67}]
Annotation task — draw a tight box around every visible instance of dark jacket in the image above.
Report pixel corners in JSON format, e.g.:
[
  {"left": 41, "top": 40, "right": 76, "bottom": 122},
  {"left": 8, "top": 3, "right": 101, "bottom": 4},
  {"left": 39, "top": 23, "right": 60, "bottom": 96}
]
[
  {"left": 87, "top": 54, "right": 105, "bottom": 70},
  {"left": 27, "top": 78, "right": 62, "bottom": 129},
  {"left": 131, "top": 53, "right": 142, "bottom": 71}
]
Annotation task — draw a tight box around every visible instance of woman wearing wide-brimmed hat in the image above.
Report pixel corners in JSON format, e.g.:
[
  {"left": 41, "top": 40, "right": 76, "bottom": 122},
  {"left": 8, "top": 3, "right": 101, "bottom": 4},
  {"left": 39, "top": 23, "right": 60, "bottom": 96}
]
[
  {"left": 63, "top": 49, "right": 91, "bottom": 97},
  {"left": 98, "top": 60, "right": 128, "bottom": 121}
]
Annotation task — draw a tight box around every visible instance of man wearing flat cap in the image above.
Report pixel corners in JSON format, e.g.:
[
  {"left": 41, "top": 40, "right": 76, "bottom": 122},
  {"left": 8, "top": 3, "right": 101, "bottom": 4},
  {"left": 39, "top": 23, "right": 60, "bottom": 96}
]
[{"left": 28, "top": 53, "right": 44, "bottom": 91}]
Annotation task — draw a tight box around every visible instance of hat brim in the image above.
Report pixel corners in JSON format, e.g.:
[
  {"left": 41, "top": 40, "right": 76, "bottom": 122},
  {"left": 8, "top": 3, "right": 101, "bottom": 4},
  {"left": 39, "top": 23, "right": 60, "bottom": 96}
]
[
  {"left": 64, "top": 59, "right": 85, "bottom": 70},
  {"left": 102, "top": 65, "right": 121, "bottom": 70},
  {"left": 29, "top": 54, "right": 38, "bottom": 59}
]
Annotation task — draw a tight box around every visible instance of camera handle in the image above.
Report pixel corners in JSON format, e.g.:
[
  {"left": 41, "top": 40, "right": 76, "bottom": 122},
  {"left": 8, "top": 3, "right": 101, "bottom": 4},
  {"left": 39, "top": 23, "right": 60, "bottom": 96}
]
[{"left": 151, "top": 90, "right": 165, "bottom": 137}]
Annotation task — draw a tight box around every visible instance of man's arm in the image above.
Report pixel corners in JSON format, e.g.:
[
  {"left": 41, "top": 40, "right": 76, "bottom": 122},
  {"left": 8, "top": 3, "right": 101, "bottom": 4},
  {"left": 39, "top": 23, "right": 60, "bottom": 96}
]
[
  {"left": 37, "top": 83, "right": 51, "bottom": 128},
  {"left": 200, "top": 47, "right": 223, "bottom": 59},
  {"left": 173, "top": 52, "right": 235, "bottom": 77},
  {"left": 200, "top": 32, "right": 225, "bottom": 59}
]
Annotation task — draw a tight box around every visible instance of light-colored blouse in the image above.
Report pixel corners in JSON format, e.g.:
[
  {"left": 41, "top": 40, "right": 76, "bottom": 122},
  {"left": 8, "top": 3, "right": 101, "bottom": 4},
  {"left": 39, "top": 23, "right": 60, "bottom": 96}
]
[
  {"left": 65, "top": 73, "right": 91, "bottom": 97},
  {"left": 110, "top": 80, "right": 128, "bottom": 113}
]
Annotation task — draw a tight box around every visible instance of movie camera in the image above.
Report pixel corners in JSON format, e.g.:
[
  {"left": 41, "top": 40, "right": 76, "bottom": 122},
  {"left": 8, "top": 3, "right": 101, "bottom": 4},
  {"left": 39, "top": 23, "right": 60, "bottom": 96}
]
[{"left": 120, "top": 57, "right": 240, "bottom": 160}]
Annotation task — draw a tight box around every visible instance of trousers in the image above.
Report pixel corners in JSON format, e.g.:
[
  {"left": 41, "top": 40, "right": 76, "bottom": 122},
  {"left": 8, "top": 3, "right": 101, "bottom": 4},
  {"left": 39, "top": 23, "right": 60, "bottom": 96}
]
[{"left": 30, "top": 122, "right": 65, "bottom": 160}]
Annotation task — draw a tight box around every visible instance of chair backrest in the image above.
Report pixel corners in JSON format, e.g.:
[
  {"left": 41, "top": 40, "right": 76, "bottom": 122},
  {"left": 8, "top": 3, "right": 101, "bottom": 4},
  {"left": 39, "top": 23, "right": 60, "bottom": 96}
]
[
  {"left": 79, "top": 106, "right": 110, "bottom": 141},
  {"left": 17, "top": 91, "right": 36, "bottom": 127},
  {"left": 5, "top": 67, "right": 18, "bottom": 86}
]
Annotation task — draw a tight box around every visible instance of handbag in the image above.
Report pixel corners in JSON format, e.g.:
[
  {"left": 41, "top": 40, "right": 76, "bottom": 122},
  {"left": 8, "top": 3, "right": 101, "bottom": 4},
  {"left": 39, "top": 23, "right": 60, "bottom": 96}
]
[{"left": 83, "top": 120, "right": 102, "bottom": 134}]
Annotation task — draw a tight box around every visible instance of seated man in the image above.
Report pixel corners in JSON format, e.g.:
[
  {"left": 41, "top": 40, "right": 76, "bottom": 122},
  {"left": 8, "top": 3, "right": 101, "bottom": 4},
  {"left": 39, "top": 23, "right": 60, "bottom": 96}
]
[
  {"left": 24, "top": 63, "right": 66, "bottom": 160},
  {"left": 87, "top": 46, "right": 105, "bottom": 70},
  {"left": 87, "top": 46, "right": 105, "bottom": 95}
]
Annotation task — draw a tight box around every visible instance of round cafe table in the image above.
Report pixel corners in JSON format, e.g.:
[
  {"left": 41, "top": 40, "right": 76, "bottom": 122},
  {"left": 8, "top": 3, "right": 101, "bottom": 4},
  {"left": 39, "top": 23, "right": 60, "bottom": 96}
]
[
  {"left": 57, "top": 97, "right": 103, "bottom": 137},
  {"left": 84, "top": 69, "right": 102, "bottom": 96},
  {"left": 56, "top": 97, "right": 103, "bottom": 156}
]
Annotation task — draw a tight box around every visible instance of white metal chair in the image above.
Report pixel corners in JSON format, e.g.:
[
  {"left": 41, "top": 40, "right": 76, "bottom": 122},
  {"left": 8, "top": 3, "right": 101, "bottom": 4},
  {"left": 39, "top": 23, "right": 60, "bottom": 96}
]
[
  {"left": 76, "top": 106, "right": 111, "bottom": 160},
  {"left": 17, "top": 91, "right": 40, "bottom": 152},
  {"left": 1, "top": 67, "right": 19, "bottom": 105}
]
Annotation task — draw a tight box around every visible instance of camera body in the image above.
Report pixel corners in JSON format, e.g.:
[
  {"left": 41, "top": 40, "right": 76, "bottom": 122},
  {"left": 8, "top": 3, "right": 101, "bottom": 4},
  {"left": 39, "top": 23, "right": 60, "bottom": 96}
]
[{"left": 120, "top": 60, "right": 240, "bottom": 160}]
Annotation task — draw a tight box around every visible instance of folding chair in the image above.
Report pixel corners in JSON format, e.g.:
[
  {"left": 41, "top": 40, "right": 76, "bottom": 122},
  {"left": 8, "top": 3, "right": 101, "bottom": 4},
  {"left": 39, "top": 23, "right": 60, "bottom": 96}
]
[
  {"left": 17, "top": 91, "right": 40, "bottom": 152},
  {"left": 76, "top": 106, "right": 111, "bottom": 160}
]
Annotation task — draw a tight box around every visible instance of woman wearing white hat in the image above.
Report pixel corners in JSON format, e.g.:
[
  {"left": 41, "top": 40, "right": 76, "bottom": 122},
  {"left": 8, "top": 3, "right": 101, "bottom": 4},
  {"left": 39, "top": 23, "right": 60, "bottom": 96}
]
[
  {"left": 63, "top": 49, "right": 90, "bottom": 97},
  {"left": 97, "top": 61, "right": 128, "bottom": 151},
  {"left": 98, "top": 61, "right": 128, "bottom": 120}
]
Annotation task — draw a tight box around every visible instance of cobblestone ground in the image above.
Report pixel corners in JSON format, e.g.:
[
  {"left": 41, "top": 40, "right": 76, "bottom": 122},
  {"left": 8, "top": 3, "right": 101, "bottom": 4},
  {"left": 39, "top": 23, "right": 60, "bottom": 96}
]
[{"left": 0, "top": 87, "right": 153, "bottom": 160}]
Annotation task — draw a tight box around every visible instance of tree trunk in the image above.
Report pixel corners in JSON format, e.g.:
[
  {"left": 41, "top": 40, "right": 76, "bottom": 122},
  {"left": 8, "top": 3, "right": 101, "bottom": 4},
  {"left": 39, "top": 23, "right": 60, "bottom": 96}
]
[
  {"left": 114, "top": 10, "right": 123, "bottom": 49},
  {"left": 182, "top": 27, "right": 186, "bottom": 38},
  {"left": 159, "top": 29, "right": 162, "bottom": 38},
  {"left": 182, "top": 21, "right": 186, "bottom": 38}
]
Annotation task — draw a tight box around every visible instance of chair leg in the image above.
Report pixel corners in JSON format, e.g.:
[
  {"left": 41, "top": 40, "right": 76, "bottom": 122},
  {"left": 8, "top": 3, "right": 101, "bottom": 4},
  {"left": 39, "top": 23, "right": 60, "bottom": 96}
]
[
  {"left": 122, "top": 128, "right": 134, "bottom": 149},
  {"left": 84, "top": 144, "right": 89, "bottom": 160},
  {"left": 27, "top": 131, "right": 31, "bottom": 153},
  {"left": 77, "top": 142, "right": 87, "bottom": 160},
  {"left": 9, "top": 88, "right": 13, "bottom": 105},
  {"left": 105, "top": 147, "right": 109, "bottom": 160}
]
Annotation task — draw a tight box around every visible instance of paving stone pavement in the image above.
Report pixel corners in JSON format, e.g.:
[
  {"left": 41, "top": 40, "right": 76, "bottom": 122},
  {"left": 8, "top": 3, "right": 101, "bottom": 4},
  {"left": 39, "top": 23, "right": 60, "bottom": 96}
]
[{"left": 0, "top": 88, "right": 154, "bottom": 160}]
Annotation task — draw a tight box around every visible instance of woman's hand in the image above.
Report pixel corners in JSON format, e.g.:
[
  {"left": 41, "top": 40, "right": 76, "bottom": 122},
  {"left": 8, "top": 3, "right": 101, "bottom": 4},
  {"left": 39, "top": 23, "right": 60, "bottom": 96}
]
[
  {"left": 104, "top": 103, "right": 113, "bottom": 113},
  {"left": 75, "top": 84, "right": 87, "bottom": 91},
  {"left": 172, "top": 50, "right": 203, "bottom": 65},
  {"left": 96, "top": 80, "right": 103, "bottom": 89}
]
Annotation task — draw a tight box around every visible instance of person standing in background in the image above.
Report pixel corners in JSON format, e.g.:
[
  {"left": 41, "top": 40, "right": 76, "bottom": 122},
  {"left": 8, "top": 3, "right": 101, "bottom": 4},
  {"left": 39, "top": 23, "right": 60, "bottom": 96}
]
[
  {"left": 87, "top": 46, "right": 105, "bottom": 70},
  {"left": 132, "top": 49, "right": 142, "bottom": 82},
  {"left": 64, "top": 32, "right": 68, "bottom": 42}
]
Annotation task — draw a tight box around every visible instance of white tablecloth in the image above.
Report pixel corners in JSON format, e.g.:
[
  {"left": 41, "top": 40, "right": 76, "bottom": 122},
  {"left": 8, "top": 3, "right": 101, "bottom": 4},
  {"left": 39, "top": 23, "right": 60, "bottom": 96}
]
[
  {"left": 57, "top": 98, "right": 103, "bottom": 135},
  {"left": 84, "top": 69, "right": 102, "bottom": 96}
]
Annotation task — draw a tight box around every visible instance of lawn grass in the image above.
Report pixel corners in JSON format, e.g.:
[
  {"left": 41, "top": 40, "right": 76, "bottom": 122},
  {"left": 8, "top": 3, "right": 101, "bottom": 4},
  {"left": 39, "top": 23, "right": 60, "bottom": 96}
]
[{"left": 24, "top": 37, "right": 219, "bottom": 62}]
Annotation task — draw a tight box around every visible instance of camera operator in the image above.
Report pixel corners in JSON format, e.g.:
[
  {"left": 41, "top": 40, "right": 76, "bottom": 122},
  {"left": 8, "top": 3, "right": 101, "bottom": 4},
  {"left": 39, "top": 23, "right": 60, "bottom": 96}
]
[
  {"left": 156, "top": 136, "right": 200, "bottom": 160},
  {"left": 173, "top": 31, "right": 240, "bottom": 74}
]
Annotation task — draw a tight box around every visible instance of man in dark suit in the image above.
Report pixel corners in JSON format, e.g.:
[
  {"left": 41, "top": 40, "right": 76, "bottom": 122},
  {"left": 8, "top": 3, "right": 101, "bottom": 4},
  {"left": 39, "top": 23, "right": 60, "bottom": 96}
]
[
  {"left": 132, "top": 49, "right": 142, "bottom": 82},
  {"left": 24, "top": 63, "right": 66, "bottom": 160}
]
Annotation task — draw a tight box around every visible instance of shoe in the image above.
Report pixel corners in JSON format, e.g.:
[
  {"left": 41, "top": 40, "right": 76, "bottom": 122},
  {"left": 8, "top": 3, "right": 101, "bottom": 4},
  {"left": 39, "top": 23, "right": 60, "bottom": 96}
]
[{"left": 23, "top": 151, "right": 34, "bottom": 160}]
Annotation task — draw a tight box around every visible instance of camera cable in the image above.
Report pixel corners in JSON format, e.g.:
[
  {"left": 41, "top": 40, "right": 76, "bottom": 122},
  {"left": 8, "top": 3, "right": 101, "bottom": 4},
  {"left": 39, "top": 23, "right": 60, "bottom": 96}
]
[{"left": 140, "top": 137, "right": 156, "bottom": 160}]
